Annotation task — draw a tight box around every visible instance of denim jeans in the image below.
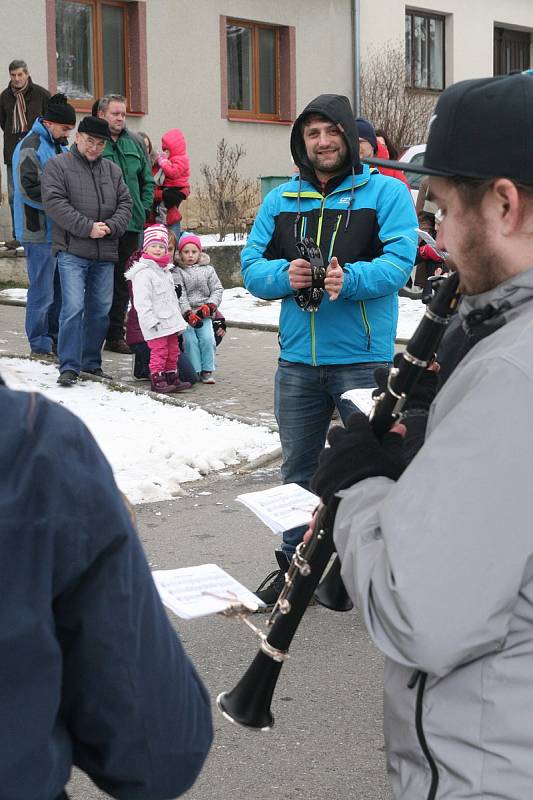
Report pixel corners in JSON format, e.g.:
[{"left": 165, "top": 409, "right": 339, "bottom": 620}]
[
  {"left": 183, "top": 318, "right": 215, "bottom": 373},
  {"left": 6, "top": 164, "right": 15, "bottom": 238},
  {"left": 57, "top": 251, "right": 114, "bottom": 374},
  {"left": 24, "top": 242, "right": 60, "bottom": 354},
  {"left": 168, "top": 221, "right": 181, "bottom": 240},
  {"left": 275, "top": 359, "right": 390, "bottom": 557}
]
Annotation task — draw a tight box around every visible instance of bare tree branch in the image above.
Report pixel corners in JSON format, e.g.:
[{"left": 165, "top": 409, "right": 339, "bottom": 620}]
[{"left": 360, "top": 42, "right": 436, "bottom": 151}]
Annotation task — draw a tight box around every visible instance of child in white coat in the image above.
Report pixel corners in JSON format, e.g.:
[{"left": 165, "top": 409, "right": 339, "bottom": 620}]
[{"left": 125, "top": 225, "right": 191, "bottom": 394}]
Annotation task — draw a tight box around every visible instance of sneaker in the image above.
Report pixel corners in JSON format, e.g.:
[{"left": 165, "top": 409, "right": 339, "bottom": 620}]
[
  {"left": 83, "top": 368, "right": 113, "bottom": 379},
  {"left": 104, "top": 340, "right": 131, "bottom": 355},
  {"left": 30, "top": 351, "right": 58, "bottom": 363},
  {"left": 254, "top": 550, "right": 291, "bottom": 609},
  {"left": 200, "top": 371, "right": 216, "bottom": 384},
  {"left": 57, "top": 370, "right": 78, "bottom": 386}
]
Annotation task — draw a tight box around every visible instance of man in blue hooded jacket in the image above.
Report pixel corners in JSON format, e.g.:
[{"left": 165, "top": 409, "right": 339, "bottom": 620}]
[
  {"left": 0, "top": 375, "right": 213, "bottom": 798},
  {"left": 241, "top": 94, "right": 417, "bottom": 606},
  {"left": 12, "top": 93, "right": 76, "bottom": 359}
]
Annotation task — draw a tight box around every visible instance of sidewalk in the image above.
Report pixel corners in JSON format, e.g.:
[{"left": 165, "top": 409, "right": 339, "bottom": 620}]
[{"left": 0, "top": 303, "right": 279, "bottom": 428}]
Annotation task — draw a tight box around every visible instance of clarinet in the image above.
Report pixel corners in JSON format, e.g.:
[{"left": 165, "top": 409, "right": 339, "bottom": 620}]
[{"left": 217, "top": 272, "right": 461, "bottom": 731}]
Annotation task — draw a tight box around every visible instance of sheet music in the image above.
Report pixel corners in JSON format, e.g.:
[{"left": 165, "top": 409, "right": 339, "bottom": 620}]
[
  {"left": 152, "top": 563, "right": 264, "bottom": 619},
  {"left": 341, "top": 388, "right": 375, "bottom": 416},
  {"left": 236, "top": 483, "right": 318, "bottom": 534}
]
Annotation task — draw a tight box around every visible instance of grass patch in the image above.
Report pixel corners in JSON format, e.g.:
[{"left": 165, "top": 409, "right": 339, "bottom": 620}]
[{"left": 0, "top": 280, "right": 26, "bottom": 291}]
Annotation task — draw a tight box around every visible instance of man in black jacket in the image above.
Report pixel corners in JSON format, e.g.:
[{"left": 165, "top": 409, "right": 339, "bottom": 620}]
[
  {"left": 42, "top": 116, "right": 132, "bottom": 386},
  {"left": 0, "top": 59, "right": 49, "bottom": 245}
]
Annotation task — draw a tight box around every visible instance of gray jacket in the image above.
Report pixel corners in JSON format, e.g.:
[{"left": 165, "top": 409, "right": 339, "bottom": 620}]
[
  {"left": 334, "top": 269, "right": 533, "bottom": 799},
  {"left": 172, "top": 253, "right": 224, "bottom": 313},
  {"left": 41, "top": 145, "right": 132, "bottom": 261}
]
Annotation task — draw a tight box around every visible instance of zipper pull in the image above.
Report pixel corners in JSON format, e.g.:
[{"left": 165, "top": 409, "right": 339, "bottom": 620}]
[{"left": 407, "top": 669, "right": 421, "bottom": 689}]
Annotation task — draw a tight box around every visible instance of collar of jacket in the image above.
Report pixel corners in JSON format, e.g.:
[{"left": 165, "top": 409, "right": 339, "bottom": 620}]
[
  {"left": 282, "top": 164, "right": 371, "bottom": 198},
  {"left": 71, "top": 142, "right": 103, "bottom": 167},
  {"left": 460, "top": 266, "right": 533, "bottom": 333},
  {"left": 33, "top": 117, "right": 58, "bottom": 147},
  {"left": 8, "top": 76, "right": 33, "bottom": 96}
]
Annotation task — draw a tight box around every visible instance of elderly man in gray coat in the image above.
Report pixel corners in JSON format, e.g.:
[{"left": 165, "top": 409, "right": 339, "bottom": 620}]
[{"left": 42, "top": 116, "right": 132, "bottom": 386}]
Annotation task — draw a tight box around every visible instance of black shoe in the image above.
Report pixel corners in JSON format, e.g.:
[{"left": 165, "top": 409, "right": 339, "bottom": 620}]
[
  {"left": 84, "top": 368, "right": 112, "bottom": 379},
  {"left": 57, "top": 370, "right": 78, "bottom": 386},
  {"left": 104, "top": 340, "right": 131, "bottom": 355},
  {"left": 254, "top": 550, "right": 291, "bottom": 609}
]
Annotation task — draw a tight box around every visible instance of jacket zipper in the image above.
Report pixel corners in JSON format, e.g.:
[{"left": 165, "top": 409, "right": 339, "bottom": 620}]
[
  {"left": 359, "top": 301, "right": 371, "bottom": 350},
  {"left": 310, "top": 196, "right": 327, "bottom": 366},
  {"left": 88, "top": 162, "right": 102, "bottom": 260},
  {"left": 408, "top": 670, "right": 439, "bottom": 800}
]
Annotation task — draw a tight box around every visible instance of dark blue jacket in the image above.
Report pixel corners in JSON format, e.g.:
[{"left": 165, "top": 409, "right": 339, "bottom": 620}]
[{"left": 0, "top": 383, "right": 212, "bottom": 799}]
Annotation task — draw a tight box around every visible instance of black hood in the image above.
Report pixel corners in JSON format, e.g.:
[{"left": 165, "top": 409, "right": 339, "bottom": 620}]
[{"left": 290, "top": 94, "right": 360, "bottom": 187}]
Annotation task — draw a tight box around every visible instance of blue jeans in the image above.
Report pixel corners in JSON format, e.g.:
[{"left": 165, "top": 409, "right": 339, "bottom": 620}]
[
  {"left": 7, "top": 164, "right": 15, "bottom": 238},
  {"left": 57, "top": 252, "right": 114, "bottom": 374},
  {"left": 168, "top": 221, "right": 181, "bottom": 240},
  {"left": 275, "top": 359, "right": 390, "bottom": 557},
  {"left": 183, "top": 318, "right": 215, "bottom": 373},
  {"left": 24, "top": 242, "right": 60, "bottom": 353}
]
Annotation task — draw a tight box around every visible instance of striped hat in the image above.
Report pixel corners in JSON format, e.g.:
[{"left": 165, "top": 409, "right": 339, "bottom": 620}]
[{"left": 143, "top": 224, "right": 168, "bottom": 251}]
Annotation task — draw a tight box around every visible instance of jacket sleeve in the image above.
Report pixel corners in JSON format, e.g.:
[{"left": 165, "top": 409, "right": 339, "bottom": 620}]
[
  {"left": 241, "top": 187, "right": 293, "bottom": 300},
  {"left": 35, "top": 399, "right": 213, "bottom": 799},
  {"left": 137, "top": 141, "right": 155, "bottom": 212},
  {"left": 104, "top": 170, "right": 133, "bottom": 238},
  {"left": 334, "top": 357, "right": 533, "bottom": 678},
  {"left": 17, "top": 146, "right": 45, "bottom": 208},
  {"left": 206, "top": 266, "right": 224, "bottom": 306},
  {"left": 157, "top": 154, "right": 190, "bottom": 186},
  {"left": 340, "top": 176, "right": 418, "bottom": 301},
  {"left": 41, "top": 158, "right": 94, "bottom": 239},
  {"left": 132, "top": 270, "right": 160, "bottom": 332}
]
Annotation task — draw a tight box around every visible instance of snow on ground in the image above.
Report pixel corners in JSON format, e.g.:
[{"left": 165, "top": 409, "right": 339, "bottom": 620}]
[
  {"left": 219, "top": 287, "right": 426, "bottom": 340},
  {"left": 1, "top": 357, "right": 280, "bottom": 505},
  {"left": 1, "top": 285, "right": 425, "bottom": 339}
]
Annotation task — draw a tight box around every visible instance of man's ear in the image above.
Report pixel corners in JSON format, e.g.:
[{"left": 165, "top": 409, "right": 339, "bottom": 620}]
[{"left": 489, "top": 179, "right": 523, "bottom": 236}]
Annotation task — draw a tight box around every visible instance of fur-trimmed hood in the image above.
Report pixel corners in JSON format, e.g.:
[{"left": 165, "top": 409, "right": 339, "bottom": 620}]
[
  {"left": 174, "top": 251, "right": 211, "bottom": 268},
  {"left": 125, "top": 256, "right": 172, "bottom": 281}
]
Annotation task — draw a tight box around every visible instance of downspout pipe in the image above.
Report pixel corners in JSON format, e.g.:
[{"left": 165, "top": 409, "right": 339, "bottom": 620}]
[{"left": 352, "top": 0, "right": 361, "bottom": 115}]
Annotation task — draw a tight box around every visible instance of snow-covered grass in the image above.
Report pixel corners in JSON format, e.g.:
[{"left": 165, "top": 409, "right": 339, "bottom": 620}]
[
  {"left": 1, "top": 285, "right": 426, "bottom": 339},
  {"left": 1, "top": 357, "right": 280, "bottom": 505}
]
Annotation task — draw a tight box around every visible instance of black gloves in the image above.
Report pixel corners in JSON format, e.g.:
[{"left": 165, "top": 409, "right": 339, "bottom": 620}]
[
  {"left": 311, "top": 413, "right": 406, "bottom": 505},
  {"left": 373, "top": 353, "right": 439, "bottom": 412},
  {"left": 174, "top": 283, "right": 182, "bottom": 299}
]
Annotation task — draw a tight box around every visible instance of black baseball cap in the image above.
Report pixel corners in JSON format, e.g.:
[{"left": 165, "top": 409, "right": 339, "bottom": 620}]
[
  {"left": 365, "top": 73, "right": 533, "bottom": 185},
  {"left": 78, "top": 116, "right": 112, "bottom": 141}
]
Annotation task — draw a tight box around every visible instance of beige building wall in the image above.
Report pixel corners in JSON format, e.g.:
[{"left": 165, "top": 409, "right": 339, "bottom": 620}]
[
  {"left": 360, "top": 0, "right": 533, "bottom": 84},
  {"left": 137, "top": 0, "right": 354, "bottom": 183}
]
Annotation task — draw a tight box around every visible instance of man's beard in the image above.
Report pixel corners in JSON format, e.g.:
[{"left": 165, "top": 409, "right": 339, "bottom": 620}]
[
  {"left": 455, "top": 223, "right": 507, "bottom": 296},
  {"left": 309, "top": 150, "right": 348, "bottom": 174}
]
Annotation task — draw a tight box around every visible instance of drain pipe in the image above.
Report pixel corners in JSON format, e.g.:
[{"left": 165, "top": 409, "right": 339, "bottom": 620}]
[{"left": 352, "top": 0, "right": 361, "bottom": 115}]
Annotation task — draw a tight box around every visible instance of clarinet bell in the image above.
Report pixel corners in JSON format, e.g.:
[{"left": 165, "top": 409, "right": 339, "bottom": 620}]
[{"left": 314, "top": 556, "right": 354, "bottom": 612}]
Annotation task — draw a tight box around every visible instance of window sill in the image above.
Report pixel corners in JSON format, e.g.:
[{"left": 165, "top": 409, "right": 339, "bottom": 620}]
[
  {"left": 227, "top": 116, "right": 293, "bottom": 125},
  {"left": 405, "top": 87, "right": 443, "bottom": 95}
]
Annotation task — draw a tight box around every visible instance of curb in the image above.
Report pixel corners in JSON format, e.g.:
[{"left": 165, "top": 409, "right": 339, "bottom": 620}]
[{"left": 0, "top": 351, "right": 280, "bottom": 433}]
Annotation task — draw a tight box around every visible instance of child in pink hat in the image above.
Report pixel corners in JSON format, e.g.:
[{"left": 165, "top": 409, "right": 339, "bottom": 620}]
[
  {"left": 173, "top": 233, "right": 223, "bottom": 384},
  {"left": 125, "top": 224, "right": 191, "bottom": 393}
]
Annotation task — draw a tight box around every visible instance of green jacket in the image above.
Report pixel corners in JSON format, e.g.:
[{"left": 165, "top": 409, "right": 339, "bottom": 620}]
[{"left": 102, "top": 130, "right": 154, "bottom": 233}]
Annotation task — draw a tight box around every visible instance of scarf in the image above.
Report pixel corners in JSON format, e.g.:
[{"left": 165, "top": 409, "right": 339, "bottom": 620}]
[
  {"left": 11, "top": 79, "right": 30, "bottom": 134},
  {"left": 143, "top": 252, "right": 170, "bottom": 268}
]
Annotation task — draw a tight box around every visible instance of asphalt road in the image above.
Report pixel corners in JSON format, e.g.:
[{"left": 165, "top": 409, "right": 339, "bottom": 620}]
[{"left": 66, "top": 466, "right": 391, "bottom": 800}]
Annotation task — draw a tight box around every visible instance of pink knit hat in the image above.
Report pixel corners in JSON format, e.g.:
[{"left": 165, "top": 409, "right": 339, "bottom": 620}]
[
  {"left": 178, "top": 233, "right": 202, "bottom": 252},
  {"left": 143, "top": 224, "right": 168, "bottom": 251}
]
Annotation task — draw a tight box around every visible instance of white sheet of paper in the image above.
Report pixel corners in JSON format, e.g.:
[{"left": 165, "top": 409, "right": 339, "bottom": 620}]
[
  {"left": 236, "top": 482, "right": 318, "bottom": 534},
  {"left": 152, "top": 563, "right": 265, "bottom": 619},
  {"left": 341, "top": 388, "right": 375, "bottom": 416}
]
